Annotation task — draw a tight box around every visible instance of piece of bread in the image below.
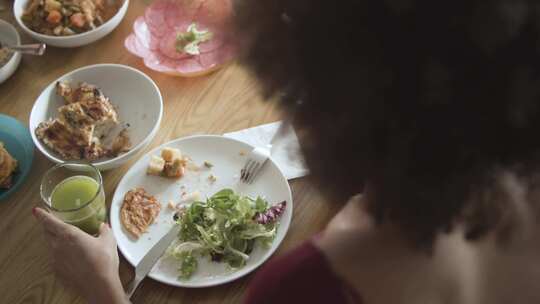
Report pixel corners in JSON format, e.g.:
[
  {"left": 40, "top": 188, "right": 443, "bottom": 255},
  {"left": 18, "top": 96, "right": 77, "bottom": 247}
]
[
  {"left": 148, "top": 148, "right": 186, "bottom": 179},
  {"left": 163, "top": 158, "right": 185, "bottom": 178},
  {"left": 161, "top": 147, "right": 182, "bottom": 163},
  {"left": 147, "top": 155, "right": 165, "bottom": 175}
]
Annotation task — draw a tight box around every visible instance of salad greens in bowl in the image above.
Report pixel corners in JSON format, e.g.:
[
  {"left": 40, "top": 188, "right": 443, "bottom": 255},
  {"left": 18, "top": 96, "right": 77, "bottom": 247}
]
[{"left": 168, "top": 189, "right": 286, "bottom": 280}]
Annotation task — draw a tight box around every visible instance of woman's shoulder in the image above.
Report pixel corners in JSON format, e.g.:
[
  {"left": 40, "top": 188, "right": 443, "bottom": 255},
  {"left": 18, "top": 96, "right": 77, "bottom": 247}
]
[
  {"left": 244, "top": 240, "right": 362, "bottom": 304},
  {"left": 243, "top": 195, "right": 375, "bottom": 303},
  {"left": 313, "top": 195, "right": 474, "bottom": 304}
]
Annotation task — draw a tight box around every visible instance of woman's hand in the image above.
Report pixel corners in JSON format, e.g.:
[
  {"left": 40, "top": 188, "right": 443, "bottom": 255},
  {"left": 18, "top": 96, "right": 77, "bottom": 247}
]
[{"left": 33, "top": 207, "right": 129, "bottom": 304}]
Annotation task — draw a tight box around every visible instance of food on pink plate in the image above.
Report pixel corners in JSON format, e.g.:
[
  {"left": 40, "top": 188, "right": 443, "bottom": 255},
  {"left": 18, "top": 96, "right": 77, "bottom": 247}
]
[
  {"left": 175, "top": 23, "right": 213, "bottom": 55},
  {"left": 22, "top": 0, "right": 122, "bottom": 36},
  {"left": 35, "top": 81, "right": 131, "bottom": 160},
  {"left": 124, "top": 0, "right": 236, "bottom": 77},
  {"left": 121, "top": 188, "right": 161, "bottom": 239}
]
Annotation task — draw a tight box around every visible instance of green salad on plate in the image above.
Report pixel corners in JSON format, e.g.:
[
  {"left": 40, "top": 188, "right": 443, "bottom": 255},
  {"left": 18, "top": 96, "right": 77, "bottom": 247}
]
[{"left": 167, "top": 188, "right": 287, "bottom": 280}]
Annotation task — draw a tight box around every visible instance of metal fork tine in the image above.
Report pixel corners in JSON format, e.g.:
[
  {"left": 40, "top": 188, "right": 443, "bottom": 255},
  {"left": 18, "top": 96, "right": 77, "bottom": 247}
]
[
  {"left": 241, "top": 159, "right": 253, "bottom": 181},
  {"left": 240, "top": 144, "right": 273, "bottom": 184},
  {"left": 246, "top": 163, "right": 261, "bottom": 184},
  {"left": 242, "top": 160, "right": 257, "bottom": 183},
  {"left": 246, "top": 161, "right": 259, "bottom": 182}
]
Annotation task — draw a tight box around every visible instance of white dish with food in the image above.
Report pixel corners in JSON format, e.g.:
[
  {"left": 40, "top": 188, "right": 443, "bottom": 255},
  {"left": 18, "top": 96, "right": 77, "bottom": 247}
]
[
  {"left": 14, "top": 0, "right": 129, "bottom": 48},
  {"left": 0, "top": 20, "right": 22, "bottom": 84},
  {"left": 29, "top": 64, "right": 162, "bottom": 170},
  {"left": 110, "top": 135, "right": 293, "bottom": 287}
]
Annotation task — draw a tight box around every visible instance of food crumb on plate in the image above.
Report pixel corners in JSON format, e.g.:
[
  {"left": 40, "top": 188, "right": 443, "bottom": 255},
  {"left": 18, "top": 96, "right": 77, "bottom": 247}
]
[
  {"left": 181, "top": 191, "right": 201, "bottom": 204},
  {"left": 208, "top": 174, "right": 217, "bottom": 183},
  {"left": 184, "top": 156, "right": 202, "bottom": 172},
  {"left": 239, "top": 151, "right": 246, "bottom": 156},
  {"left": 203, "top": 161, "right": 213, "bottom": 168},
  {"left": 167, "top": 201, "right": 175, "bottom": 210}
]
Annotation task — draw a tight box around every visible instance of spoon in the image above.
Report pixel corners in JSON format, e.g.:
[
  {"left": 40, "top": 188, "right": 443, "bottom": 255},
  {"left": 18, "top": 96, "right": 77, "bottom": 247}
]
[{"left": 0, "top": 42, "right": 46, "bottom": 56}]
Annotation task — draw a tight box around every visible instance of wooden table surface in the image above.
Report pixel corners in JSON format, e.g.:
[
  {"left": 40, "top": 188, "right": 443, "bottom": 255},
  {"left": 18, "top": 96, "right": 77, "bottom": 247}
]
[{"left": 0, "top": 1, "right": 339, "bottom": 303}]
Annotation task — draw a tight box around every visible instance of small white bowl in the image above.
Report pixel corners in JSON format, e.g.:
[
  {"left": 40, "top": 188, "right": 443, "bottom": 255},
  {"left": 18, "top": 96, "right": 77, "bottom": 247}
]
[
  {"left": 0, "top": 20, "right": 22, "bottom": 84},
  {"left": 14, "top": 0, "right": 129, "bottom": 48},
  {"left": 29, "top": 64, "right": 163, "bottom": 170}
]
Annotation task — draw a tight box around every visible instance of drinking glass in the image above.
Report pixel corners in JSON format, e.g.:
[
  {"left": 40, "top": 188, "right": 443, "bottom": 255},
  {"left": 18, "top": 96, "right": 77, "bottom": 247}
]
[{"left": 40, "top": 162, "right": 107, "bottom": 235}]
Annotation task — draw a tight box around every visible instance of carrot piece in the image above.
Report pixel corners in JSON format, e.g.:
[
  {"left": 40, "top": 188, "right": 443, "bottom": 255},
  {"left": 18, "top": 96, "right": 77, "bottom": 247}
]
[
  {"left": 70, "top": 13, "right": 86, "bottom": 28},
  {"left": 46, "top": 10, "right": 62, "bottom": 25}
]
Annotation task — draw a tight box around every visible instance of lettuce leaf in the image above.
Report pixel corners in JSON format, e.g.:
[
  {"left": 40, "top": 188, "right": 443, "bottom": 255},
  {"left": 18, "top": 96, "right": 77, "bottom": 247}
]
[
  {"left": 167, "top": 188, "right": 286, "bottom": 279},
  {"left": 175, "top": 23, "right": 213, "bottom": 55}
]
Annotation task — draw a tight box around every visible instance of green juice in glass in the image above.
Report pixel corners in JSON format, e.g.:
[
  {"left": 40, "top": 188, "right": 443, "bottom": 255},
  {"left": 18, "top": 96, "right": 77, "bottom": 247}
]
[{"left": 50, "top": 175, "right": 107, "bottom": 235}]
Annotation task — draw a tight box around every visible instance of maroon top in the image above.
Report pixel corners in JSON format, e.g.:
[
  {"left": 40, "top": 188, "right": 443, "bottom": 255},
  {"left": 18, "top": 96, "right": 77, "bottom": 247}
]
[{"left": 244, "top": 241, "right": 363, "bottom": 304}]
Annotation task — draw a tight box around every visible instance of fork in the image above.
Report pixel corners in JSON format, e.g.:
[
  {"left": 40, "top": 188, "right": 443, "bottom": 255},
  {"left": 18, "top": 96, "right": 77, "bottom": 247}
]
[
  {"left": 0, "top": 42, "right": 46, "bottom": 56},
  {"left": 240, "top": 123, "right": 289, "bottom": 184},
  {"left": 240, "top": 145, "right": 271, "bottom": 184}
]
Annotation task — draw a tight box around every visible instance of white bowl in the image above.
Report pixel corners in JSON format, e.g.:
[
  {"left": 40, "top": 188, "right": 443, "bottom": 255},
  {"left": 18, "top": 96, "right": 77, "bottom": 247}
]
[
  {"left": 0, "top": 20, "right": 22, "bottom": 84},
  {"left": 29, "top": 64, "right": 163, "bottom": 170},
  {"left": 14, "top": 0, "right": 129, "bottom": 48}
]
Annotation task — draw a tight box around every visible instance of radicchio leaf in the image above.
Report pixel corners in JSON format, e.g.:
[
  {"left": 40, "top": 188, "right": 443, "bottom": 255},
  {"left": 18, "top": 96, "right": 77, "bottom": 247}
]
[
  {"left": 210, "top": 252, "right": 223, "bottom": 262},
  {"left": 253, "top": 201, "right": 286, "bottom": 224}
]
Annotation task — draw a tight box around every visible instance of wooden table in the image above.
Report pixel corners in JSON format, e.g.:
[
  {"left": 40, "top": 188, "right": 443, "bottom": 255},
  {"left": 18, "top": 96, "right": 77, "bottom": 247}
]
[{"left": 0, "top": 1, "right": 339, "bottom": 303}]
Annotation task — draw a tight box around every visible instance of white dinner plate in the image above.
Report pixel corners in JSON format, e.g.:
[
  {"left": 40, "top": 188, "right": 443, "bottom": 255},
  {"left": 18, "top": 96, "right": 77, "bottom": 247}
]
[{"left": 110, "top": 135, "right": 293, "bottom": 287}]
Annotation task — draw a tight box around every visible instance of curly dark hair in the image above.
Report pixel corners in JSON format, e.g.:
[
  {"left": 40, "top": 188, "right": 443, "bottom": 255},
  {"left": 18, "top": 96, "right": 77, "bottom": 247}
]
[{"left": 234, "top": 0, "right": 540, "bottom": 247}]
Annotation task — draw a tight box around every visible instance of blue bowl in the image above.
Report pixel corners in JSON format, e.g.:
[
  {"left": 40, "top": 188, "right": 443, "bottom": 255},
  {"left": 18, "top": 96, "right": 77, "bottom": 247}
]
[{"left": 0, "top": 114, "right": 34, "bottom": 201}]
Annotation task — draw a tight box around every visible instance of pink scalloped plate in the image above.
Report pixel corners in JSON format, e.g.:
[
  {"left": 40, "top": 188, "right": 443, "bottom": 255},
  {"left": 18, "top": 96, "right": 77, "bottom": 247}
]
[{"left": 125, "top": 0, "right": 236, "bottom": 77}]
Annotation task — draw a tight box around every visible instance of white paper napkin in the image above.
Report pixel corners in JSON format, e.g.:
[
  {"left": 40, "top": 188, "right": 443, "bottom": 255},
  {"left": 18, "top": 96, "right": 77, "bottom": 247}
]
[{"left": 224, "top": 121, "right": 309, "bottom": 180}]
